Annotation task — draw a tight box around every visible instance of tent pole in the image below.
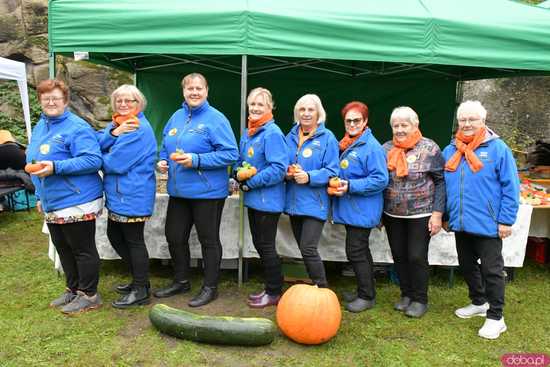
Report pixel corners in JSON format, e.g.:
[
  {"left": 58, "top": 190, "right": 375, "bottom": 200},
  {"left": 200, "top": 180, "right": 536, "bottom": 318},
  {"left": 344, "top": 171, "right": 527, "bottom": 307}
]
[
  {"left": 238, "top": 54, "right": 248, "bottom": 287},
  {"left": 48, "top": 51, "right": 56, "bottom": 78}
]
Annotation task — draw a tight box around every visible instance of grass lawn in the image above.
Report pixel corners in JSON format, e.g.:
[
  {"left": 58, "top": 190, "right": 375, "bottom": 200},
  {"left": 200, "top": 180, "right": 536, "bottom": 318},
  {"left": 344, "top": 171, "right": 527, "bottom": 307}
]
[{"left": 1, "top": 210, "right": 549, "bottom": 367}]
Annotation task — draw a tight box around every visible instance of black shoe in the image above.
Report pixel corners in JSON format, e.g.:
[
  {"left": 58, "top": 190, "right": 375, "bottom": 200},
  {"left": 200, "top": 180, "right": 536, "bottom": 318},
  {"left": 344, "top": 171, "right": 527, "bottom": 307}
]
[
  {"left": 112, "top": 286, "right": 150, "bottom": 309},
  {"left": 188, "top": 286, "right": 218, "bottom": 307},
  {"left": 115, "top": 283, "right": 132, "bottom": 295},
  {"left": 394, "top": 296, "right": 412, "bottom": 312},
  {"left": 342, "top": 291, "right": 357, "bottom": 303},
  {"left": 345, "top": 297, "right": 375, "bottom": 313},
  {"left": 153, "top": 281, "right": 191, "bottom": 298},
  {"left": 405, "top": 302, "right": 428, "bottom": 318}
]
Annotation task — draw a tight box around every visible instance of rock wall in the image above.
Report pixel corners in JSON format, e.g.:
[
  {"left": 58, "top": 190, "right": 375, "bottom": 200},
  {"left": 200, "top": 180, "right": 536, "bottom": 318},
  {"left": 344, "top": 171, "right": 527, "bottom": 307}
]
[
  {"left": 0, "top": 0, "right": 132, "bottom": 128},
  {"left": 1, "top": 0, "right": 550, "bottom": 140}
]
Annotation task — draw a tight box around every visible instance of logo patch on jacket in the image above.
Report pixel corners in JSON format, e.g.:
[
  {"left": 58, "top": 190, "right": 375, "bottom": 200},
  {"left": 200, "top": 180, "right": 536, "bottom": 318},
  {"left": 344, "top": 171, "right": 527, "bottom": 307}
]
[
  {"left": 479, "top": 151, "right": 489, "bottom": 160},
  {"left": 247, "top": 147, "right": 254, "bottom": 158},
  {"left": 340, "top": 159, "right": 349, "bottom": 169},
  {"left": 312, "top": 140, "right": 321, "bottom": 148},
  {"left": 302, "top": 148, "right": 313, "bottom": 158},
  {"left": 40, "top": 144, "right": 50, "bottom": 154},
  {"left": 169, "top": 128, "right": 177, "bottom": 136}
]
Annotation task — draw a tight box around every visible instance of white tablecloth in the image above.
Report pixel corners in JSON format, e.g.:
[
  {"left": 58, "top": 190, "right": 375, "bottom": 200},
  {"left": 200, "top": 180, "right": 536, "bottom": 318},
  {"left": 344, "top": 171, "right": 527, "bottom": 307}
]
[{"left": 47, "top": 194, "right": 534, "bottom": 269}]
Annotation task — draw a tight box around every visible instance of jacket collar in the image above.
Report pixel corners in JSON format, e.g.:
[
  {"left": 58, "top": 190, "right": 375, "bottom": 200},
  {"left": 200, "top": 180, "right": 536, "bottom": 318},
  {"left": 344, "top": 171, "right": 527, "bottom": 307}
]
[
  {"left": 41, "top": 109, "right": 71, "bottom": 124},
  {"left": 181, "top": 100, "right": 210, "bottom": 115}
]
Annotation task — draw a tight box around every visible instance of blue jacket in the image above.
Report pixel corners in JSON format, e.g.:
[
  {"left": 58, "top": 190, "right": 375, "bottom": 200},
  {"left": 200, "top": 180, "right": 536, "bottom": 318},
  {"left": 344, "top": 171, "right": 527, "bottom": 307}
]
[
  {"left": 98, "top": 112, "right": 157, "bottom": 217},
  {"left": 284, "top": 123, "right": 339, "bottom": 221},
  {"left": 26, "top": 109, "right": 103, "bottom": 212},
  {"left": 442, "top": 130, "right": 519, "bottom": 238},
  {"left": 332, "top": 129, "right": 389, "bottom": 228},
  {"left": 160, "top": 100, "right": 238, "bottom": 199},
  {"left": 237, "top": 120, "right": 288, "bottom": 213}
]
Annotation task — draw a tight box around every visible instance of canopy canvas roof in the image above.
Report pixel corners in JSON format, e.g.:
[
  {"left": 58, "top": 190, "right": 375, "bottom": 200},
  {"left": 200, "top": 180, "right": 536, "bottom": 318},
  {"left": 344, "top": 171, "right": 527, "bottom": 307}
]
[
  {"left": 48, "top": 0, "right": 550, "bottom": 146},
  {"left": 0, "top": 57, "right": 32, "bottom": 142}
]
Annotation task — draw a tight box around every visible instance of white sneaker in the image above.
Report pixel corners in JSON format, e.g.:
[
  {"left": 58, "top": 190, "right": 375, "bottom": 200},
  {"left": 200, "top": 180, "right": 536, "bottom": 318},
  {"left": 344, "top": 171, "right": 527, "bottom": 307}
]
[
  {"left": 478, "top": 317, "right": 507, "bottom": 339},
  {"left": 455, "top": 303, "right": 490, "bottom": 319}
]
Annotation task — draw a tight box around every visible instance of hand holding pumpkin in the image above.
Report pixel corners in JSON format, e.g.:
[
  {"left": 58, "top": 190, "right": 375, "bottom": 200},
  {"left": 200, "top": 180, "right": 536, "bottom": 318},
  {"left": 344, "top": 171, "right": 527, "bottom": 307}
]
[
  {"left": 286, "top": 163, "right": 302, "bottom": 179},
  {"left": 29, "top": 160, "right": 54, "bottom": 177},
  {"left": 24, "top": 161, "right": 47, "bottom": 174},
  {"left": 294, "top": 170, "right": 309, "bottom": 184},
  {"left": 327, "top": 177, "right": 347, "bottom": 196},
  {"left": 236, "top": 161, "right": 257, "bottom": 182},
  {"left": 112, "top": 122, "right": 139, "bottom": 137}
]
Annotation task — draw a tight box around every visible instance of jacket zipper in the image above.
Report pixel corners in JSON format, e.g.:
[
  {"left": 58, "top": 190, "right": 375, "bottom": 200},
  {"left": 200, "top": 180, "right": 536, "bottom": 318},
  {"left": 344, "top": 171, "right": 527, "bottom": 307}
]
[{"left": 172, "top": 111, "right": 192, "bottom": 196}]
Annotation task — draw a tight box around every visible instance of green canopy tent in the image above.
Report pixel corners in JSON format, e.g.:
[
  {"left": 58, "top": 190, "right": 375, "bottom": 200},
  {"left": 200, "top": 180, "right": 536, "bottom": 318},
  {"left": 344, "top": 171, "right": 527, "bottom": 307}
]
[
  {"left": 48, "top": 0, "right": 550, "bottom": 146},
  {"left": 48, "top": 0, "right": 550, "bottom": 283}
]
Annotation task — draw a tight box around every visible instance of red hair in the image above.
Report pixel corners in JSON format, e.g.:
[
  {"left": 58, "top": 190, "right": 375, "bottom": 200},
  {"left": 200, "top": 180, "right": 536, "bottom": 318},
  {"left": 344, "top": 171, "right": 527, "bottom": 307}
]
[
  {"left": 341, "top": 101, "right": 369, "bottom": 121},
  {"left": 36, "top": 79, "right": 70, "bottom": 101}
]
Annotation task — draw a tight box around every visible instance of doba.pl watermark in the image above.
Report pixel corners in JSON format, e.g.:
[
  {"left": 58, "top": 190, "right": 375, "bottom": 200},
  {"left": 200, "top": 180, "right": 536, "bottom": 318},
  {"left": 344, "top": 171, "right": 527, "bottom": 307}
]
[{"left": 501, "top": 353, "right": 550, "bottom": 367}]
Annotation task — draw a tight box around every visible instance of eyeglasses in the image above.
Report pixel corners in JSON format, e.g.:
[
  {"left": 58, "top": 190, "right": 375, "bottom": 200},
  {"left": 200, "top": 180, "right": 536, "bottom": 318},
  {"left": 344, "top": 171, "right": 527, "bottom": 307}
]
[
  {"left": 457, "top": 117, "right": 483, "bottom": 124},
  {"left": 115, "top": 99, "right": 137, "bottom": 105},
  {"left": 40, "top": 96, "right": 64, "bottom": 103},
  {"left": 344, "top": 118, "right": 363, "bottom": 125}
]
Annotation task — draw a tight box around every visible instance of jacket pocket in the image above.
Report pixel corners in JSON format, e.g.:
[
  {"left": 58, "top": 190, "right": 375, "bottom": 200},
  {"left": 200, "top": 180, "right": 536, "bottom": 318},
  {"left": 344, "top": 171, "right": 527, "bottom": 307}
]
[
  {"left": 197, "top": 170, "right": 212, "bottom": 191},
  {"left": 487, "top": 200, "right": 497, "bottom": 223}
]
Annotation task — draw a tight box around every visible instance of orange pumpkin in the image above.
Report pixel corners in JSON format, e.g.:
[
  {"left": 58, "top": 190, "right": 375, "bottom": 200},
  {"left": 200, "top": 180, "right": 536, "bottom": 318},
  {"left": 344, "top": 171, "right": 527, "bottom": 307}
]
[
  {"left": 236, "top": 166, "right": 257, "bottom": 181},
  {"left": 276, "top": 284, "right": 341, "bottom": 345},
  {"left": 327, "top": 186, "right": 340, "bottom": 196},
  {"left": 24, "top": 162, "right": 45, "bottom": 174},
  {"left": 169, "top": 149, "right": 185, "bottom": 161},
  {"left": 329, "top": 177, "right": 341, "bottom": 188},
  {"left": 287, "top": 164, "right": 302, "bottom": 176}
]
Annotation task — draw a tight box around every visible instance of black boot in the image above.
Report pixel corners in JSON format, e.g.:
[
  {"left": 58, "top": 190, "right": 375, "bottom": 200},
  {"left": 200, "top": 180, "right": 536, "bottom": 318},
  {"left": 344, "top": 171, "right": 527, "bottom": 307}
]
[
  {"left": 153, "top": 280, "right": 191, "bottom": 298},
  {"left": 115, "top": 283, "right": 132, "bottom": 295},
  {"left": 188, "top": 286, "right": 218, "bottom": 307},
  {"left": 112, "top": 286, "right": 150, "bottom": 309}
]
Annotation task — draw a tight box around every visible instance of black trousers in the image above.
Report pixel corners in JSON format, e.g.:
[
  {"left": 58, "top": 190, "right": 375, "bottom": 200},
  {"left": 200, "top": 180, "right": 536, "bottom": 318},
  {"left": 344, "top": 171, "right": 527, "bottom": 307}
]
[
  {"left": 165, "top": 196, "right": 225, "bottom": 288},
  {"left": 345, "top": 225, "right": 375, "bottom": 301},
  {"left": 383, "top": 214, "right": 430, "bottom": 304},
  {"left": 455, "top": 231, "right": 505, "bottom": 320},
  {"left": 248, "top": 208, "right": 283, "bottom": 296},
  {"left": 107, "top": 219, "right": 150, "bottom": 287},
  {"left": 48, "top": 220, "right": 100, "bottom": 295},
  {"left": 289, "top": 215, "right": 328, "bottom": 287}
]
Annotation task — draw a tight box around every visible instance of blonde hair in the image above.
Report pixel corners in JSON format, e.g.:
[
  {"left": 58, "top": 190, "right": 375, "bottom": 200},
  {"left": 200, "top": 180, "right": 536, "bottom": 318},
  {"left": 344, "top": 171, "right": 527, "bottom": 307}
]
[
  {"left": 111, "top": 84, "right": 147, "bottom": 112},
  {"left": 390, "top": 106, "right": 419, "bottom": 126},
  {"left": 247, "top": 87, "right": 274, "bottom": 111},
  {"left": 457, "top": 100, "right": 487, "bottom": 121},
  {"left": 293, "top": 94, "right": 327, "bottom": 125},
  {"left": 181, "top": 73, "right": 208, "bottom": 89}
]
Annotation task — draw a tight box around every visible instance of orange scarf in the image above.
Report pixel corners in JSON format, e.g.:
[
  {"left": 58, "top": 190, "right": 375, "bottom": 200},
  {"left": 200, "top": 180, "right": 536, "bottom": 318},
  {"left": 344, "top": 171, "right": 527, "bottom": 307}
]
[
  {"left": 247, "top": 112, "right": 273, "bottom": 137},
  {"left": 445, "top": 127, "right": 486, "bottom": 173},
  {"left": 112, "top": 109, "right": 140, "bottom": 127},
  {"left": 387, "top": 129, "right": 423, "bottom": 177},
  {"left": 298, "top": 125, "right": 317, "bottom": 150},
  {"left": 339, "top": 126, "right": 366, "bottom": 152}
]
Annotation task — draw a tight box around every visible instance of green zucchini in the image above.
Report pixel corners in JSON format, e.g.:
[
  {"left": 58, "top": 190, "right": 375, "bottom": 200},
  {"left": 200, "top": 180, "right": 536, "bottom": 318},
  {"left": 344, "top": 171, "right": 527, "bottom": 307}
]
[{"left": 149, "top": 304, "right": 276, "bottom": 346}]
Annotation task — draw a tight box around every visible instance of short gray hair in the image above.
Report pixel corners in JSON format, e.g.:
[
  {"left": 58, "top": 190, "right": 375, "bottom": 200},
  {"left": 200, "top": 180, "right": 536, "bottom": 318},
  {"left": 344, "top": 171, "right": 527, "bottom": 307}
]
[
  {"left": 181, "top": 73, "right": 208, "bottom": 89},
  {"left": 293, "top": 94, "right": 327, "bottom": 125},
  {"left": 457, "top": 100, "right": 487, "bottom": 121},
  {"left": 247, "top": 87, "right": 274, "bottom": 111},
  {"left": 390, "top": 106, "right": 419, "bottom": 126},
  {"left": 111, "top": 84, "right": 147, "bottom": 112}
]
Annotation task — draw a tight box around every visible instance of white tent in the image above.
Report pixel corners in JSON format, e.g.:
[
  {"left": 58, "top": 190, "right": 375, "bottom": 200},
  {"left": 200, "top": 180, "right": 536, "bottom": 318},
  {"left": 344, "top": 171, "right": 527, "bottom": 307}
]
[{"left": 0, "top": 57, "right": 32, "bottom": 143}]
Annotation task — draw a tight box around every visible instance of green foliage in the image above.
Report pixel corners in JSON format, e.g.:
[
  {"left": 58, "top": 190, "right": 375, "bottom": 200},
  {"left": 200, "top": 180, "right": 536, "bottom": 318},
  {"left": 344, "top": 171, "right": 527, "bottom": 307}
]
[
  {"left": 0, "top": 81, "right": 42, "bottom": 144},
  {"left": 1, "top": 211, "right": 550, "bottom": 366}
]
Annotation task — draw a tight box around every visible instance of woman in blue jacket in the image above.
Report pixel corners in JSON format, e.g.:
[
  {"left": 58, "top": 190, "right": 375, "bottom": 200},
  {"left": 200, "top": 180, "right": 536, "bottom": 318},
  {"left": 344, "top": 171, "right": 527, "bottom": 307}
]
[
  {"left": 284, "top": 94, "right": 339, "bottom": 288},
  {"left": 98, "top": 85, "right": 157, "bottom": 308},
  {"left": 331, "top": 102, "right": 388, "bottom": 313},
  {"left": 444, "top": 100, "right": 519, "bottom": 340},
  {"left": 27, "top": 79, "right": 103, "bottom": 314},
  {"left": 235, "top": 87, "right": 288, "bottom": 308},
  {"left": 155, "top": 73, "right": 239, "bottom": 307}
]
